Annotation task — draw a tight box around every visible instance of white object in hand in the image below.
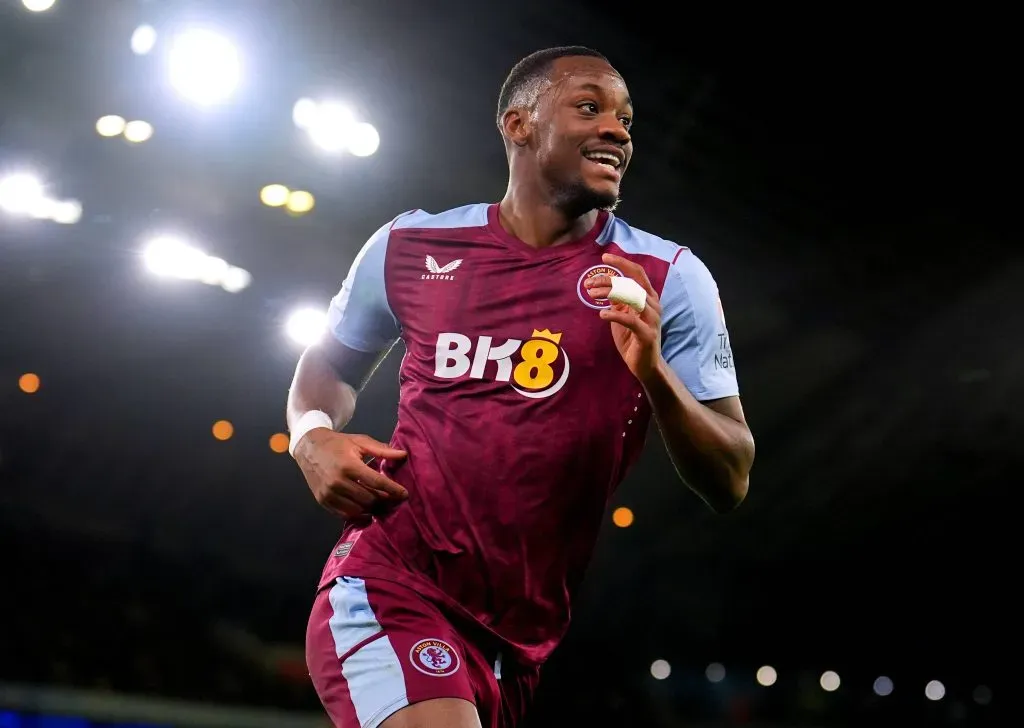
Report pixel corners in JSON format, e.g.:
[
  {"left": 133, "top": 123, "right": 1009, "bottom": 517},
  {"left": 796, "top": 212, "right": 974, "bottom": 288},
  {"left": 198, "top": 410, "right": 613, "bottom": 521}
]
[{"left": 608, "top": 276, "right": 646, "bottom": 312}]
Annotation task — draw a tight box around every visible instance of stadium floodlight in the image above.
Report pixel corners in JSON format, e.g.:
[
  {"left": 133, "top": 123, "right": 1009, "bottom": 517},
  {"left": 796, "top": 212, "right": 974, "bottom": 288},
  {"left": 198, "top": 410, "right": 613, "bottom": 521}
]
[
  {"left": 306, "top": 102, "right": 357, "bottom": 153},
  {"left": 260, "top": 184, "right": 290, "bottom": 207},
  {"left": 220, "top": 266, "right": 251, "bottom": 293},
  {"left": 96, "top": 115, "right": 126, "bottom": 137},
  {"left": 22, "top": 0, "right": 56, "bottom": 12},
  {"left": 285, "top": 307, "right": 327, "bottom": 347},
  {"left": 142, "top": 235, "right": 210, "bottom": 280},
  {"left": 123, "top": 120, "right": 154, "bottom": 143},
  {"left": 348, "top": 122, "right": 380, "bottom": 157},
  {"left": 167, "top": 29, "right": 241, "bottom": 106},
  {"left": 50, "top": 199, "right": 83, "bottom": 225},
  {"left": 285, "top": 190, "right": 315, "bottom": 214},
  {"left": 131, "top": 25, "right": 157, "bottom": 55},
  {"left": 0, "top": 173, "right": 46, "bottom": 215},
  {"left": 292, "top": 98, "right": 318, "bottom": 130},
  {"left": 141, "top": 235, "right": 251, "bottom": 292},
  {"left": 293, "top": 99, "right": 379, "bottom": 156}
]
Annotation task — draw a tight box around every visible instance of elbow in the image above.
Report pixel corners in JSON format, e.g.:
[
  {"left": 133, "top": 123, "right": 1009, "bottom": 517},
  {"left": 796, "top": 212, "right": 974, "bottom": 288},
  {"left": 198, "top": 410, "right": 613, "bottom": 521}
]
[
  {"left": 710, "top": 434, "right": 754, "bottom": 514},
  {"left": 710, "top": 474, "right": 748, "bottom": 514}
]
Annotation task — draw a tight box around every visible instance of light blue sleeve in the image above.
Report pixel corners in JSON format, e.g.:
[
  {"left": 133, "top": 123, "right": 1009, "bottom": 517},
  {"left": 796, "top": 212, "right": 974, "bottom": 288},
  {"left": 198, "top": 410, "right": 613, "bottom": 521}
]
[
  {"left": 659, "top": 249, "right": 740, "bottom": 401},
  {"left": 325, "top": 216, "right": 403, "bottom": 353}
]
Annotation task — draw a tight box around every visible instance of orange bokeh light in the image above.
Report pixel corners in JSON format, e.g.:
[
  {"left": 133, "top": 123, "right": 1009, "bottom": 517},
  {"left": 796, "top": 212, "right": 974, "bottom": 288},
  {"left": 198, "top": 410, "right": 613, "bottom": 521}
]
[
  {"left": 612, "top": 506, "right": 634, "bottom": 528},
  {"left": 212, "top": 420, "right": 234, "bottom": 441}
]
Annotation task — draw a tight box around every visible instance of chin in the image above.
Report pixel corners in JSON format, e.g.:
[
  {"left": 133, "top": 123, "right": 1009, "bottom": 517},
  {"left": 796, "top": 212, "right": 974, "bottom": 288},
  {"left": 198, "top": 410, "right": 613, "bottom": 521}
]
[{"left": 554, "top": 180, "right": 621, "bottom": 217}]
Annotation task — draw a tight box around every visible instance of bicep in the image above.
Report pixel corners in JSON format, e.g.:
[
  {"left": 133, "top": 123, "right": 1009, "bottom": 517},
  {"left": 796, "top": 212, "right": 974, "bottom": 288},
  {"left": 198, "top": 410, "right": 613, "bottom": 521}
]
[
  {"left": 319, "top": 337, "right": 395, "bottom": 391},
  {"left": 660, "top": 249, "right": 740, "bottom": 402},
  {"left": 703, "top": 395, "right": 747, "bottom": 427},
  {"left": 322, "top": 215, "right": 405, "bottom": 388}
]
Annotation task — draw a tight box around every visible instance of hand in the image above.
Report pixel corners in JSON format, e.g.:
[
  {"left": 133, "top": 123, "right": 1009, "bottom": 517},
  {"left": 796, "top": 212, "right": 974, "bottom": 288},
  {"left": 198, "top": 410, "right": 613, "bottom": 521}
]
[
  {"left": 294, "top": 429, "right": 409, "bottom": 522},
  {"left": 584, "top": 253, "right": 663, "bottom": 382}
]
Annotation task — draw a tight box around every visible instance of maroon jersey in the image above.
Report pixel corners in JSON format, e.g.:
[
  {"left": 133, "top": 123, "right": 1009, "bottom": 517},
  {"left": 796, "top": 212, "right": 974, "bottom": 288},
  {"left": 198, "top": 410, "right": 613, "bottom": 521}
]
[{"left": 318, "top": 203, "right": 738, "bottom": 665}]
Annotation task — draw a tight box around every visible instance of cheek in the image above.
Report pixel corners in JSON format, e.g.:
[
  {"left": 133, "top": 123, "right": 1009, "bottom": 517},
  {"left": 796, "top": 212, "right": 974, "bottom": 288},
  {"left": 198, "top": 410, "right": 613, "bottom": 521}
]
[{"left": 536, "top": 135, "right": 579, "bottom": 176}]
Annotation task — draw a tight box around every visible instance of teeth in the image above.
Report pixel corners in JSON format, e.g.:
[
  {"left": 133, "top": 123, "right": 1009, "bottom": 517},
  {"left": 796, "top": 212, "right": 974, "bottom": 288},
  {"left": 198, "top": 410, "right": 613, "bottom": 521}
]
[{"left": 585, "top": 152, "right": 620, "bottom": 168}]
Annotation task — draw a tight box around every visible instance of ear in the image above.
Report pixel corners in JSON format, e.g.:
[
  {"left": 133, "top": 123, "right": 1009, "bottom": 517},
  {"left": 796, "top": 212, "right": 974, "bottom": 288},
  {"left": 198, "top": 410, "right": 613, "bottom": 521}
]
[{"left": 501, "top": 107, "right": 531, "bottom": 148}]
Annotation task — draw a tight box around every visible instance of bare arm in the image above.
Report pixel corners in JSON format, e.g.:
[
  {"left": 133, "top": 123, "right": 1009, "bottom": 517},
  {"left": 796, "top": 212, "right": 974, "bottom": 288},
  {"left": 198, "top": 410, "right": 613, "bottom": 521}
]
[
  {"left": 643, "top": 362, "right": 754, "bottom": 513},
  {"left": 290, "top": 211, "right": 411, "bottom": 516},
  {"left": 286, "top": 336, "right": 389, "bottom": 436}
]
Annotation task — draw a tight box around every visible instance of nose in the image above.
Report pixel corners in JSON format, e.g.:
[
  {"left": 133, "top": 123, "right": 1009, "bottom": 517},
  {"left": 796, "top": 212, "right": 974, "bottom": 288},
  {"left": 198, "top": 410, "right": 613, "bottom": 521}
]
[{"left": 599, "top": 114, "right": 631, "bottom": 145}]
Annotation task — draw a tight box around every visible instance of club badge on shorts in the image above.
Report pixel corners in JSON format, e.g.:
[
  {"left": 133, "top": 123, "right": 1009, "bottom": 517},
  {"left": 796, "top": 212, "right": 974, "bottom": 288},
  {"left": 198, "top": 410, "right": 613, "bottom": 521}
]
[{"left": 409, "top": 638, "right": 461, "bottom": 677}]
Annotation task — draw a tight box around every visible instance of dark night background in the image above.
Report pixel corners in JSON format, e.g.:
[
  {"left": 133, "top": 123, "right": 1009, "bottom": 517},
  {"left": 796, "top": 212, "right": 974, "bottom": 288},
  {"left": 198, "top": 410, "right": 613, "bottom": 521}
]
[{"left": 0, "top": 1, "right": 1014, "bottom": 726}]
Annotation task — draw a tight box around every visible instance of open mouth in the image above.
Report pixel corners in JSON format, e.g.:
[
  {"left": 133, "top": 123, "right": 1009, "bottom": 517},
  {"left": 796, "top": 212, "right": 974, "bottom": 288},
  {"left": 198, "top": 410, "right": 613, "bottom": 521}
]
[
  {"left": 582, "top": 150, "right": 623, "bottom": 180},
  {"left": 582, "top": 150, "right": 622, "bottom": 170}
]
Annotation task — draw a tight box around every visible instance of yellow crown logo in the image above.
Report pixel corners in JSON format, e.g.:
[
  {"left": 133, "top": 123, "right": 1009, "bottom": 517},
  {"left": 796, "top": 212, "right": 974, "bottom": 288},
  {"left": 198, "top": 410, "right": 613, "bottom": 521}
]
[{"left": 531, "top": 329, "right": 562, "bottom": 345}]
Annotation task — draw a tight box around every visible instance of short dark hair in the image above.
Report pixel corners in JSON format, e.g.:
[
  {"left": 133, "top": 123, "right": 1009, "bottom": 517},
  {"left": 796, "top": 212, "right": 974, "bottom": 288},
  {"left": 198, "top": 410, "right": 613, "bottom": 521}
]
[{"left": 496, "top": 46, "right": 610, "bottom": 129}]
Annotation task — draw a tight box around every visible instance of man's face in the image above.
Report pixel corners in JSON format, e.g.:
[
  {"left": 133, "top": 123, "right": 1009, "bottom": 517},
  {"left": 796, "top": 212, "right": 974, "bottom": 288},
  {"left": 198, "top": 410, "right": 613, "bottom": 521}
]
[{"left": 531, "top": 56, "right": 634, "bottom": 215}]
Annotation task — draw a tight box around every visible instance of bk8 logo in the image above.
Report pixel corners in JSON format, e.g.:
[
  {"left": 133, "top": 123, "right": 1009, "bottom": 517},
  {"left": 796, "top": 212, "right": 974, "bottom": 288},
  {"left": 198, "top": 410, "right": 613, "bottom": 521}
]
[{"left": 434, "top": 329, "right": 571, "bottom": 399}]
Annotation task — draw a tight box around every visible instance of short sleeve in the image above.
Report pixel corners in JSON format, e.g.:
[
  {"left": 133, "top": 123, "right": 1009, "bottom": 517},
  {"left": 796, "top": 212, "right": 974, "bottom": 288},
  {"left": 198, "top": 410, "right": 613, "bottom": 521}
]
[
  {"left": 326, "top": 215, "right": 405, "bottom": 354},
  {"left": 659, "top": 249, "right": 739, "bottom": 401}
]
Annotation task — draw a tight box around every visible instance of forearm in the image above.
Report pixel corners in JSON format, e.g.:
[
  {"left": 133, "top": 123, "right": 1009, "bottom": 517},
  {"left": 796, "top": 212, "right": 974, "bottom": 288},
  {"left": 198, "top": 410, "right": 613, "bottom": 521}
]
[
  {"left": 642, "top": 358, "right": 754, "bottom": 513},
  {"left": 286, "top": 345, "right": 358, "bottom": 433}
]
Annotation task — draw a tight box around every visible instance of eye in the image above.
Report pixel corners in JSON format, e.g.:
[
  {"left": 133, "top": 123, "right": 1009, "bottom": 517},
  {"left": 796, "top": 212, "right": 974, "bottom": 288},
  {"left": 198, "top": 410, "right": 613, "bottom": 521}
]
[
  {"left": 577, "top": 102, "right": 598, "bottom": 114},
  {"left": 620, "top": 116, "right": 633, "bottom": 130}
]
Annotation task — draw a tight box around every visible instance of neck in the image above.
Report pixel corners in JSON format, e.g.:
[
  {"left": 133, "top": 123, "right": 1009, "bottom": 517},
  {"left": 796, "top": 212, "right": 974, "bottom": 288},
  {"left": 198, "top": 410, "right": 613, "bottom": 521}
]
[{"left": 498, "top": 179, "right": 598, "bottom": 249}]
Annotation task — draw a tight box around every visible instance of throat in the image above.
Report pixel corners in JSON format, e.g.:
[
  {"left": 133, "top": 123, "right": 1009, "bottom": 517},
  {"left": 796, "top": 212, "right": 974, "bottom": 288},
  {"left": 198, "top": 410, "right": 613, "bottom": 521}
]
[{"left": 497, "top": 199, "right": 599, "bottom": 249}]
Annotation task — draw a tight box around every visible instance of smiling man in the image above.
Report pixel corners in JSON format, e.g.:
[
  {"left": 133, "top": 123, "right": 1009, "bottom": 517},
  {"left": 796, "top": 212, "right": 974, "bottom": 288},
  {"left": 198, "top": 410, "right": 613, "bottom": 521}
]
[{"left": 288, "top": 46, "right": 755, "bottom": 728}]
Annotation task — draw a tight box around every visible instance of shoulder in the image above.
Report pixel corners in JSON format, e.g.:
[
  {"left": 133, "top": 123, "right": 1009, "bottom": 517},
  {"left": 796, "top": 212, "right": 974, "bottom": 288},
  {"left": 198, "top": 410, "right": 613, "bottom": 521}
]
[
  {"left": 599, "top": 215, "right": 683, "bottom": 265},
  {"left": 604, "top": 216, "right": 722, "bottom": 319},
  {"left": 389, "top": 203, "right": 490, "bottom": 232},
  {"left": 601, "top": 215, "right": 718, "bottom": 289}
]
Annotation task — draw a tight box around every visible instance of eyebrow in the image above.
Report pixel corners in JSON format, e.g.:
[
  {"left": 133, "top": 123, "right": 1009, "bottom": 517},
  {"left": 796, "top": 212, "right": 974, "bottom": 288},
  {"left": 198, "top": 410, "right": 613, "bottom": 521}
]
[{"left": 577, "top": 82, "right": 633, "bottom": 109}]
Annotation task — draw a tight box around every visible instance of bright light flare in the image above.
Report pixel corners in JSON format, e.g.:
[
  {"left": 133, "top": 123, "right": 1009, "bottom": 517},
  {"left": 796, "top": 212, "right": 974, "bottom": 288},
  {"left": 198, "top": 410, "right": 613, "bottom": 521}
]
[
  {"left": 96, "top": 115, "right": 127, "bottom": 137},
  {"left": 286, "top": 190, "right": 315, "bottom": 214},
  {"left": 285, "top": 308, "right": 327, "bottom": 347},
  {"left": 143, "top": 236, "right": 209, "bottom": 280},
  {"left": 124, "top": 120, "right": 154, "bottom": 143},
  {"left": 131, "top": 25, "right": 157, "bottom": 55},
  {"left": 292, "top": 98, "right": 318, "bottom": 130},
  {"left": 22, "top": 0, "right": 56, "bottom": 12},
  {"left": 141, "top": 235, "right": 251, "bottom": 292},
  {"left": 168, "top": 29, "right": 241, "bottom": 106},
  {"left": 0, "top": 174, "right": 46, "bottom": 215},
  {"left": 50, "top": 199, "right": 83, "bottom": 225},
  {"left": 307, "top": 102, "right": 356, "bottom": 153},
  {"left": 348, "top": 122, "right": 380, "bottom": 157},
  {"left": 260, "top": 184, "right": 290, "bottom": 207},
  {"left": 220, "top": 266, "right": 251, "bottom": 293}
]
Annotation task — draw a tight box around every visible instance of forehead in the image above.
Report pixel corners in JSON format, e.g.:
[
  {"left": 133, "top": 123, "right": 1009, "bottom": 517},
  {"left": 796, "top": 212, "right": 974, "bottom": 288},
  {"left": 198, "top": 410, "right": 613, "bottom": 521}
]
[{"left": 546, "top": 56, "right": 631, "bottom": 103}]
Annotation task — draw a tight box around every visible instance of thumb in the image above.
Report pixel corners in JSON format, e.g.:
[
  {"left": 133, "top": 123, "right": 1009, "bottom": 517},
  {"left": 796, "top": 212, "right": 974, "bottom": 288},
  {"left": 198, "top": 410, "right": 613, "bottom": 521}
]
[{"left": 352, "top": 434, "right": 408, "bottom": 460}]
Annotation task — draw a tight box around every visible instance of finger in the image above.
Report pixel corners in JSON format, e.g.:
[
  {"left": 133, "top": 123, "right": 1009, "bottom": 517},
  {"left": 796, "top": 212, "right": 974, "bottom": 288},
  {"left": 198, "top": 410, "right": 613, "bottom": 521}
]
[
  {"left": 350, "top": 434, "right": 408, "bottom": 460},
  {"left": 587, "top": 285, "right": 612, "bottom": 299},
  {"left": 584, "top": 274, "right": 614, "bottom": 290},
  {"left": 348, "top": 461, "right": 409, "bottom": 499},
  {"left": 600, "top": 307, "right": 654, "bottom": 334},
  {"left": 331, "top": 477, "right": 378, "bottom": 508},
  {"left": 601, "top": 254, "right": 657, "bottom": 298},
  {"left": 320, "top": 491, "right": 366, "bottom": 520}
]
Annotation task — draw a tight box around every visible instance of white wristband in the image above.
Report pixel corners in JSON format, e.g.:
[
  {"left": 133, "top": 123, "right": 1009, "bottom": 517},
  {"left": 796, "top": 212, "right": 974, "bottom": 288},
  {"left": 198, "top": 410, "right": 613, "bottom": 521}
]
[
  {"left": 289, "top": 410, "right": 334, "bottom": 457},
  {"left": 609, "top": 276, "right": 647, "bottom": 312}
]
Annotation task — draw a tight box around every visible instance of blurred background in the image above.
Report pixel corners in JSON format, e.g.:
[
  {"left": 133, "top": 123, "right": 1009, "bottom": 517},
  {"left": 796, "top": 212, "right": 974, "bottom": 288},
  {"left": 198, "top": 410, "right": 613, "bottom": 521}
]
[{"left": 0, "top": 1, "right": 1015, "bottom": 726}]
